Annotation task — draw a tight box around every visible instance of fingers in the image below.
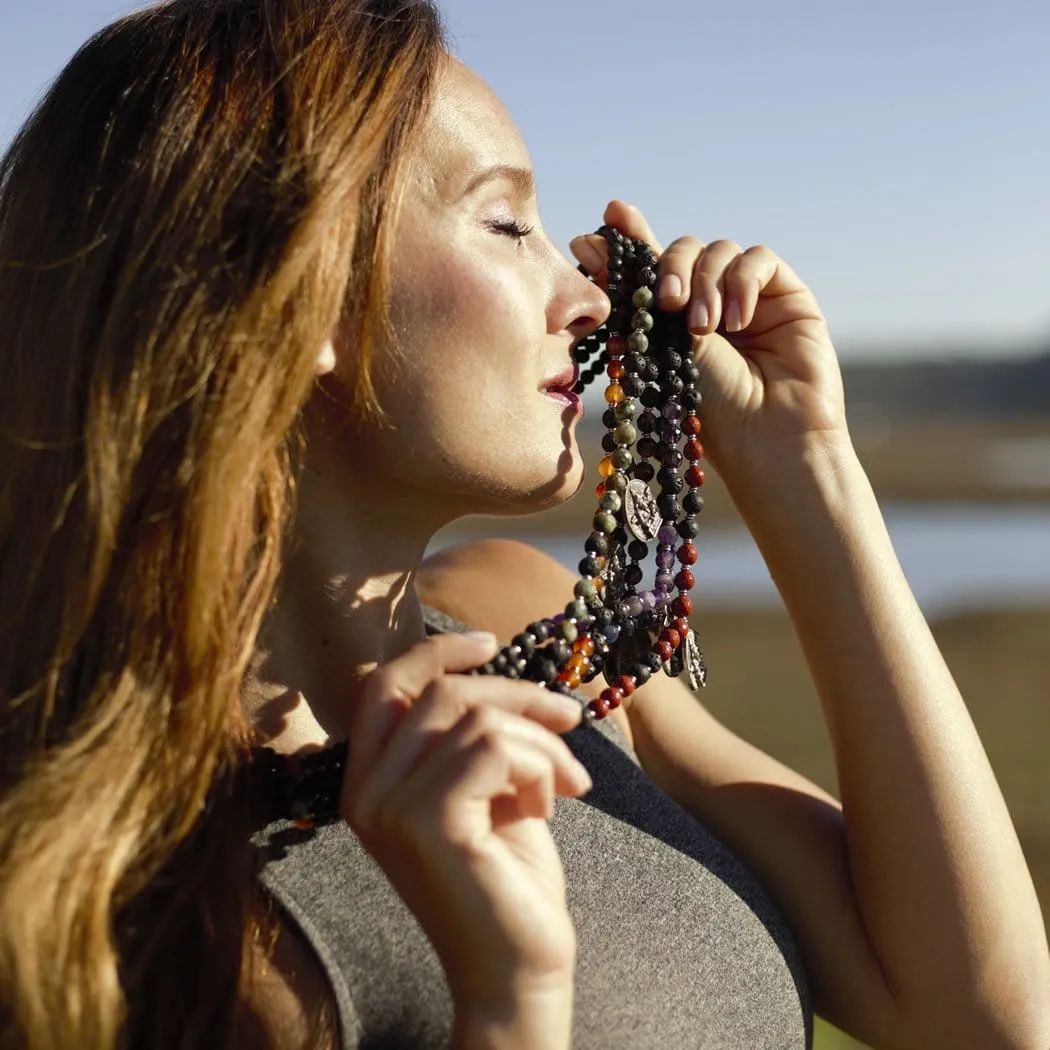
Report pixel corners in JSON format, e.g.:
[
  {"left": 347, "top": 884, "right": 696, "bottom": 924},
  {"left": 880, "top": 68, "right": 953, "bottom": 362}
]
[
  {"left": 347, "top": 631, "right": 499, "bottom": 775},
  {"left": 602, "top": 200, "right": 663, "bottom": 254},
  {"left": 348, "top": 703, "right": 593, "bottom": 847},
  {"left": 348, "top": 679, "right": 585, "bottom": 821},
  {"left": 569, "top": 199, "right": 663, "bottom": 284},
  {"left": 688, "top": 240, "right": 743, "bottom": 334},
  {"left": 392, "top": 706, "right": 590, "bottom": 833}
]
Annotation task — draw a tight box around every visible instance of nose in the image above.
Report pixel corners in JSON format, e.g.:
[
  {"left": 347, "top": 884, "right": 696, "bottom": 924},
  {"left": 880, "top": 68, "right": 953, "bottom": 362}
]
[{"left": 559, "top": 257, "right": 611, "bottom": 342}]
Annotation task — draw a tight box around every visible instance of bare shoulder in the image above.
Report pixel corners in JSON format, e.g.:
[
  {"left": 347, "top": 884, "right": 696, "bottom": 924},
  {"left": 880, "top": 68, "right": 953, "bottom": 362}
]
[{"left": 418, "top": 539, "right": 635, "bottom": 742}]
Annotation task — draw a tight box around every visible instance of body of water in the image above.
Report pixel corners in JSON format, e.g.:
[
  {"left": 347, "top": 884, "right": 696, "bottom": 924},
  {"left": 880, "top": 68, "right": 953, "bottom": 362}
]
[{"left": 431, "top": 502, "right": 1050, "bottom": 616}]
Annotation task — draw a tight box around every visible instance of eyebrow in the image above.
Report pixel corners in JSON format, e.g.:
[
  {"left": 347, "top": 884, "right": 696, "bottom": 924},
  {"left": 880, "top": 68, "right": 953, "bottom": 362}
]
[{"left": 462, "top": 163, "right": 536, "bottom": 200}]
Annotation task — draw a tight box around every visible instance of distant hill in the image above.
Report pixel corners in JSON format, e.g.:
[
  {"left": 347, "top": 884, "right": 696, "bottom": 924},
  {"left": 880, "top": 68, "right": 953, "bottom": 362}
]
[{"left": 842, "top": 351, "right": 1050, "bottom": 420}]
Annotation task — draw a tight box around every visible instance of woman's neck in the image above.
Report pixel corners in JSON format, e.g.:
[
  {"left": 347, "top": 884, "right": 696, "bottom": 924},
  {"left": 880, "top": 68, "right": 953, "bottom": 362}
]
[{"left": 242, "top": 453, "right": 444, "bottom": 753}]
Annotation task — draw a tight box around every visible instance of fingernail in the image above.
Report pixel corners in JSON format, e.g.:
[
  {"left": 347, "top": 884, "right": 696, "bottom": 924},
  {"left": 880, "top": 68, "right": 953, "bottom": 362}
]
[
  {"left": 688, "top": 300, "right": 709, "bottom": 332},
  {"left": 725, "top": 300, "right": 742, "bottom": 333},
  {"left": 658, "top": 274, "right": 682, "bottom": 300},
  {"left": 463, "top": 631, "right": 498, "bottom": 648},
  {"left": 570, "top": 237, "right": 603, "bottom": 274},
  {"left": 576, "top": 765, "right": 593, "bottom": 793}
]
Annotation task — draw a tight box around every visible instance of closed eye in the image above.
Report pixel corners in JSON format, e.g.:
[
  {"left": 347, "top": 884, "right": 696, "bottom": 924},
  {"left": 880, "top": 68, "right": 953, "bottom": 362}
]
[{"left": 487, "top": 218, "right": 535, "bottom": 242}]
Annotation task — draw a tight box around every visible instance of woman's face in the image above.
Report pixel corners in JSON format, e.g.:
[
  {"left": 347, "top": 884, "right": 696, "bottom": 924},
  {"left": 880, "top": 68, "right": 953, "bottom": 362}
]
[{"left": 329, "top": 59, "right": 610, "bottom": 520}]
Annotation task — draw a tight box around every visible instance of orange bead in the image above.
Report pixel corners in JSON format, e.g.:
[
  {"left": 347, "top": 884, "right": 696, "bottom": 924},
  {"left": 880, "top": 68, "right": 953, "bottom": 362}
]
[
  {"left": 566, "top": 669, "right": 583, "bottom": 690},
  {"left": 607, "top": 360, "right": 626, "bottom": 380},
  {"left": 598, "top": 456, "right": 616, "bottom": 478},
  {"left": 604, "top": 383, "right": 625, "bottom": 405},
  {"left": 567, "top": 653, "right": 589, "bottom": 673},
  {"left": 573, "top": 636, "right": 596, "bottom": 657}
]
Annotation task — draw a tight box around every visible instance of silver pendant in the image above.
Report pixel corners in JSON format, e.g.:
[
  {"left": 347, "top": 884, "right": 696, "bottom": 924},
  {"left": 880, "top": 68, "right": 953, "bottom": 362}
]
[
  {"left": 684, "top": 630, "right": 708, "bottom": 691},
  {"left": 624, "top": 478, "right": 660, "bottom": 543}
]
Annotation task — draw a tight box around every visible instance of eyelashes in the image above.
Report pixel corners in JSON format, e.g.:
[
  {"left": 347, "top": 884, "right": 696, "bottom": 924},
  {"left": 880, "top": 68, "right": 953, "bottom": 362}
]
[{"left": 487, "top": 218, "right": 535, "bottom": 241}]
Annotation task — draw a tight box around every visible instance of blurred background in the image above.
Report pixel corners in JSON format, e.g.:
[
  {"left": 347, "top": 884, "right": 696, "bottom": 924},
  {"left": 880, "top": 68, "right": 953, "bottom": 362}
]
[{"left": 3, "top": 2, "right": 1048, "bottom": 1046}]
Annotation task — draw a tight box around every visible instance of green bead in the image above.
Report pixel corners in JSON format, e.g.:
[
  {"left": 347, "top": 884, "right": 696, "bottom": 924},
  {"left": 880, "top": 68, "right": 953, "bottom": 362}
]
[
  {"left": 599, "top": 491, "right": 623, "bottom": 513},
  {"left": 593, "top": 510, "right": 617, "bottom": 533},
  {"left": 605, "top": 472, "right": 628, "bottom": 495},
  {"left": 633, "top": 287, "right": 654, "bottom": 309},
  {"left": 632, "top": 309, "right": 654, "bottom": 332},
  {"left": 627, "top": 331, "right": 649, "bottom": 353},
  {"left": 560, "top": 619, "right": 579, "bottom": 643},
  {"left": 614, "top": 400, "right": 637, "bottom": 421},
  {"left": 574, "top": 578, "right": 598, "bottom": 600},
  {"left": 570, "top": 598, "right": 589, "bottom": 620},
  {"left": 610, "top": 448, "right": 633, "bottom": 471},
  {"left": 613, "top": 422, "right": 637, "bottom": 446}
]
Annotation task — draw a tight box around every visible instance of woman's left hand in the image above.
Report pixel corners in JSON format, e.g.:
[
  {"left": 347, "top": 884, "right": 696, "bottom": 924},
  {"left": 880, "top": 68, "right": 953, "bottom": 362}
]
[{"left": 571, "top": 200, "right": 851, "bottom": 490}]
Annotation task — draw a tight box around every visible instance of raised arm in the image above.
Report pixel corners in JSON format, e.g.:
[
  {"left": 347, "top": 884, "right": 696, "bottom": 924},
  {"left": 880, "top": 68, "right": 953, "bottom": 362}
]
[{"left": 420, "top": 200, "right": 1050, "bottom": 1050}]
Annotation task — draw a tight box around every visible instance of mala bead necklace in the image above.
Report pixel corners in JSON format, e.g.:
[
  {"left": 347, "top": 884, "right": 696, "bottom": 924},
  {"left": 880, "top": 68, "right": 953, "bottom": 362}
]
[
  {"left": 250, "top": 225, "right": 708, "bottom": 828},
  {"left": 468, "top": 225, "right": 707, "bottom": 720}
]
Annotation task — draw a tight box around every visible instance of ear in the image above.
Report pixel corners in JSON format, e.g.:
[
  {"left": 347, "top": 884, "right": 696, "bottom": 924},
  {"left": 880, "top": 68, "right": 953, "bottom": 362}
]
[{"left": 313, "top": 339, "right": 336, "bottom": 377}]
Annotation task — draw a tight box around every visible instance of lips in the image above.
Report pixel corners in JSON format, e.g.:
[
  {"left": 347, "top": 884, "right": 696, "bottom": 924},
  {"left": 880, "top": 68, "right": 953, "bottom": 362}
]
[{"left": 541, "top": 364, "right": 579, "bottom": 394}]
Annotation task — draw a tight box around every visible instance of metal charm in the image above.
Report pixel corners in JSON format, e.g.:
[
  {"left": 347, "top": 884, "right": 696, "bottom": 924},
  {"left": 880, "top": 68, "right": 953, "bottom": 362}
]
[
  {"left": 601, "top": 546, "right": 628, "bottom": 603},
  {"left": 684, "top": 630, "right": 708, "bottom": 691},
  {"left": 624, "top": 478, "right": 660, "bottom": 543}
]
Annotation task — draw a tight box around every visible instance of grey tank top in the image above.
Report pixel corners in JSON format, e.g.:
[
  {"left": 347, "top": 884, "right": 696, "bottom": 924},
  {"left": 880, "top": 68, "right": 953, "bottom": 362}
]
[{"left": 253, "top": 608, "right": 812, "bottom": 1048}]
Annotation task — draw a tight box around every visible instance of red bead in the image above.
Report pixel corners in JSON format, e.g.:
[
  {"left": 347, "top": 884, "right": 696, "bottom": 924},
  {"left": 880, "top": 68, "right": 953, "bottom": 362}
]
[
  {"left": 595, "top": 481, "right": 606, "bottom": 496},
  {"left": 601, "top": 687, "right": 624, "bottom": 710},
  {"left": 678, "top": 543, "right": 698, "bottom": 565},
  {"left": 656, "top": 639, "right": 674, "bottom": 662},
  {"left": 607, "top": 360, "right": 626, "bottom": 380},
  {"left": 672, "top": 595, "right": 694, "bottom": 618},
  {"left": 607, "top": 335, "right": 626, "bottom": 356},
  {"left": 673, "top": 617, "right": 691, "bottom": 636},
  {"left": 685, "top": 465, "right": 706, "bottom": 487},
  {"left": 684, "top": 440, "right": 704, "bottom": 462},
  {"left": 683, "top": 415, "right": 702, "bottom": 436},
  {"left": 573, "top": 636, "right": 596, "bottom": 657},
  {"left": 588, "top": 696, "right": 610, "bottom": 719},
  {"left": 613, "top": 675, "right": 637, "bottom": 697},
  {"left": 660, "top": 628, "right": 682, "bottom": 649},
  {"left": 675, "top": 568, "right": 695, "bottom": 590}
]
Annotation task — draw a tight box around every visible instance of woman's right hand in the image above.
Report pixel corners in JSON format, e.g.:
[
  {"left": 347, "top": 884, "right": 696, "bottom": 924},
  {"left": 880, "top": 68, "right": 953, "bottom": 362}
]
[{"left": 341, "top": 631, "right": 591, "bottom": 1049}]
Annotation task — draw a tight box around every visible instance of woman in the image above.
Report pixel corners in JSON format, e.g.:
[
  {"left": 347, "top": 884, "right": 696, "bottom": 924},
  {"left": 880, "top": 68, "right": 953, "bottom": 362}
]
[{"left": 0, "top": 3, "right": 1045, "bottom": 1050}]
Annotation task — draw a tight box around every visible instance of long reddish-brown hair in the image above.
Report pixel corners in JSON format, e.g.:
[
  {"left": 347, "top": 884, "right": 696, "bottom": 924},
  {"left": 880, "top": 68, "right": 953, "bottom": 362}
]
[{"left": 0, "top": 2, "right": 445, "bottom": 1046}]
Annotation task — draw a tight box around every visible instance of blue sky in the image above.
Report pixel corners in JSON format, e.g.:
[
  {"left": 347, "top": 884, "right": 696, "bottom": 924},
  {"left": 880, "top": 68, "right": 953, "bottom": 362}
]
[{"left": 2, "top": 0, "right": 1048, "bottom": 360}]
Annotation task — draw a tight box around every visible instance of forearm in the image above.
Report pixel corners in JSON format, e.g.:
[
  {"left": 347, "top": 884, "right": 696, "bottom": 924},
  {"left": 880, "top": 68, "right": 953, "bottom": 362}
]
[{"left": 730, "top": 437, "right": 1050, "bottom": 1046}]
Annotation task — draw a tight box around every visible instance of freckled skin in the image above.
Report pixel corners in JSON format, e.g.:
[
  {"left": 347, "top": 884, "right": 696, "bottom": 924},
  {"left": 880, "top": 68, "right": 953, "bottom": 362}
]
[{"left": 326, "top": 59, "right": 609, "bottom": 518}]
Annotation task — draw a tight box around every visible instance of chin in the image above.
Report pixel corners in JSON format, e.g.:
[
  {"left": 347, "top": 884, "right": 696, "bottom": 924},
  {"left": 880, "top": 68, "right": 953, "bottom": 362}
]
[{"left": 466, "top": 442, "right": 586, "bottom": 518}]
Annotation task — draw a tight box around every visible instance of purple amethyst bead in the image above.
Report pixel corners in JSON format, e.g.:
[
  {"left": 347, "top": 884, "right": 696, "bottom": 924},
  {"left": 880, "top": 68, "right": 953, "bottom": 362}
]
[
  {"left": 656, "top": 549, "right": 675, "bottom": 570},
  {"left": 658, "top": 524, "right": 678, "bottom": 545},
  {"left": 662, "top": 399, "right": 683, "bottom": 421},
  {"left": 639, "top": 590, "right": 657, "bottom": 612},
  {"left": 655, "top": 573, "right": 674, "bottom": 592},
  {"left": 659, "top": 420, "right": 681, "bottom": 444}
]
